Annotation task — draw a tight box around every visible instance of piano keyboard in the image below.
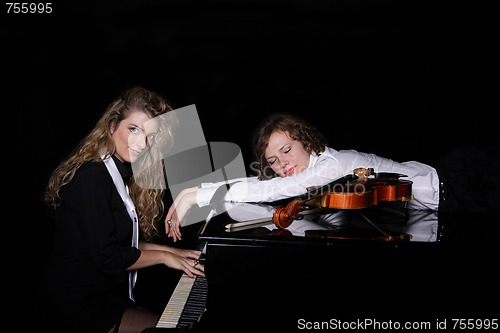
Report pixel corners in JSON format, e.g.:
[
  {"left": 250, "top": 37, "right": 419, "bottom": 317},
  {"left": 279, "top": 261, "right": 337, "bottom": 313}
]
[
  {"left": 156, "top": 274, "right": 208, "bottom": 328},
  {"left": 155, "top": 241, "right": 208, "bottom": 329}
]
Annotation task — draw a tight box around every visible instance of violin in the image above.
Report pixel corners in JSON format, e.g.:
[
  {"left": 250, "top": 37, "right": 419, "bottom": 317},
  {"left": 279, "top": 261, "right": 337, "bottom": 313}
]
[{"left": 273, "top": 168, "right": 414, "bottom": 229}]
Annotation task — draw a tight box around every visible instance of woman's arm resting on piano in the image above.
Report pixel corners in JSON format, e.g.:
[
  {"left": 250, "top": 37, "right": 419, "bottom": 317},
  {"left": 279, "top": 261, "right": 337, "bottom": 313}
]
[
  {"left": 165, "top": 187, "right": 199, "bottom": 242},
  {"left": 127, "top": 243, "right": 204, "bottom": 278}
]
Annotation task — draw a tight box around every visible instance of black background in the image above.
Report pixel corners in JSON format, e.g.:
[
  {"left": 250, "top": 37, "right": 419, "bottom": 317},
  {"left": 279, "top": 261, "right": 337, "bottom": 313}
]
[{"left": 4, "top": 0, "right": 497, "bottom": 327}]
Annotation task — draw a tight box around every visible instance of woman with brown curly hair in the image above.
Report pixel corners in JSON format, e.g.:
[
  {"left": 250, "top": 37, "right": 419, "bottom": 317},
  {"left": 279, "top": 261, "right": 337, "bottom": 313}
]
[
  {"left": 165, "top": 113, "right": 441, "bottom": 241},
  {"left": 252, "top": 113, "right": 329, "bottom": 180},
  {"left": 38, "top": 87, "right": 204, "bottom": 333}
]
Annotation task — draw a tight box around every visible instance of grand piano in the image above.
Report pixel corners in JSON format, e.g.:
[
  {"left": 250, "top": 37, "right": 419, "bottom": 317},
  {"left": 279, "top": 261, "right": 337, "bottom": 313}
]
[{"left": 146, "top": 199, "right": 500, "bottom": 332}]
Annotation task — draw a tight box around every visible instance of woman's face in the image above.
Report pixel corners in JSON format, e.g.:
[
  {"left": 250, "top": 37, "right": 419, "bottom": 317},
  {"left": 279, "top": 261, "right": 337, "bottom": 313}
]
[
  {"left": 110, "top": 110, "right": 158, "bottom": 163},
  {"left": 264, "top": 130, "right": 310, "bottom": 177}
]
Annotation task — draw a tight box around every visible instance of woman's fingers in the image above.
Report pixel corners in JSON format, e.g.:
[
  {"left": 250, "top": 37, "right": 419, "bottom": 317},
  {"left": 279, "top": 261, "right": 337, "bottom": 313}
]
[
  {"left": 180, "top": 258, "right": 205, "bottom": 278},
  {"left": 171, "top": 215, "right": 181, "bottom": 240},
  {"left": 163, "top": 252, "right": 205, "bottom": 277},
  {"left": 183, "top": 250, "right": 202, "bottom": 259},
  {"left": 165, "top": 204, "right": 177, "bottom": 236},
  {"left": 164, "top": 219, "right": 170, "bottom": 235},
  {"left": 166, "top": 207, "right": 183, "bottom": 241},
  {"left": 167, "top": 247, "right": 201, "bottom": 260},
  {"left": 169, "top": 216, "right": 181, "bottom": 242},
  {"left": 165, "top": 187, "right": 199, "bottom": 240},
  {"left": 165, "top": 190, "right": 184, "bottom": 236}
]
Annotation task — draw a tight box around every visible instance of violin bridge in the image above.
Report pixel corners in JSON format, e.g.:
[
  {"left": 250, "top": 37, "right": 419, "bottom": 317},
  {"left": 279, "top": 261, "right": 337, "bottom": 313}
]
[
  {"left": 401, "top": 194, "right": 414, "bottom": 208},
  {"left": 401, "top": 195, "right": 414, "bottom": 202}
]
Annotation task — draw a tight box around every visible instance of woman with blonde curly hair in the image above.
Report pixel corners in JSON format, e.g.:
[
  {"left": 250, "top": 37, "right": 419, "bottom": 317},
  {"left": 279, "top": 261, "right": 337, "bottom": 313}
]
[{"left": 39, "top": 87, "right": 204, "bottom": 333}]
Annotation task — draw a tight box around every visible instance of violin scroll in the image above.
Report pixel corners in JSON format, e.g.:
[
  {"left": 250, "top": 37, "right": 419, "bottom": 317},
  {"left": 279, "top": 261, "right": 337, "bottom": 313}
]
[
  {"left": 273, "top": 200, "right": 307, "bottom": 229},
  {"left": 353, "top": 167, "right": 374, "bottom": 180}
]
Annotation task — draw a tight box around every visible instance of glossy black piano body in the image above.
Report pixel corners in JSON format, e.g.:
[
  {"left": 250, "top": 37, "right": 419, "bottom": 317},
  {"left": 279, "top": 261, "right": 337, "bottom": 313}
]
[{"left": 151, "top": 202, "right": 500, "bottom": 332}]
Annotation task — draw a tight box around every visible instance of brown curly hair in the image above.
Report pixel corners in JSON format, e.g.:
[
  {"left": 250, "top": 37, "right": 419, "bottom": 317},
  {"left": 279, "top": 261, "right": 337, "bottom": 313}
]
[
  {"left": 253, "top": 113, "right": 328, "bottom": 180},
  {"left": 44, "top": 87, "right": 176, "bottom": 240}
]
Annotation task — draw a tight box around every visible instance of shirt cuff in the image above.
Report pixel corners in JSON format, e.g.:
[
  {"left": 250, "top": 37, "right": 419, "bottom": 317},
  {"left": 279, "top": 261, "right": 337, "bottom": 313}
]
[{"left": 196, "top": 186, "right": 219, "bottom": 207}]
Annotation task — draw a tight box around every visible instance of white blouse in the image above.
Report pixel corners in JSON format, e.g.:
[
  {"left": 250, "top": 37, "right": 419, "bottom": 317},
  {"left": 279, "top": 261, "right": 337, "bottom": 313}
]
[{"left": 196, "top": 147, "right": 440, "bottom": 210}]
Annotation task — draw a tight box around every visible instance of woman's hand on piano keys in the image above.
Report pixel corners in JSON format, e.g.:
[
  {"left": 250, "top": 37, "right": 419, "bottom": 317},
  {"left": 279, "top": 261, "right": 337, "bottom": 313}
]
[
  {"left": 162, "top": 251, "right": 205, "bottom": 278},
  {"left": 166, "top": 247, "right": 202, "bottom": 261},
  {"left": 129, "top": 243, "right": 204, "bottom": 277},
  {"left": 165, "top": 187, "right": 199, "bottom": 242}
]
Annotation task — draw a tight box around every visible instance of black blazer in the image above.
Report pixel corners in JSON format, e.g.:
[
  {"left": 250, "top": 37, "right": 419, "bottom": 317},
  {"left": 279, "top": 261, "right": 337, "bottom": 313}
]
[{"left": 38, "top": 155, "right": 141, "bottom": 331}]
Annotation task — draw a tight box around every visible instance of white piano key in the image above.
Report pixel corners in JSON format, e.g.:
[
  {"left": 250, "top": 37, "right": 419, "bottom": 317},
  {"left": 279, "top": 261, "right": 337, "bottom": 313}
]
[{"left": 156, "top": 274, "right": 196, "bottom": 328}]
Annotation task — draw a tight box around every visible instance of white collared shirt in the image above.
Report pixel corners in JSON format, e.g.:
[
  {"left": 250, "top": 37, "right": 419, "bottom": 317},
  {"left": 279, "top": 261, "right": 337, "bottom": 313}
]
[{"left": 196, "top": 147, "right": 440, "bottom": 210}]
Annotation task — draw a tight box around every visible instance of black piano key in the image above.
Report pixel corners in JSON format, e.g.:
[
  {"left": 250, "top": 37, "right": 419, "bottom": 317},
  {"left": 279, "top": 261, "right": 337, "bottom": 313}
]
[{"left": 176, "top": 275, "right": 208, "bottom": 328}]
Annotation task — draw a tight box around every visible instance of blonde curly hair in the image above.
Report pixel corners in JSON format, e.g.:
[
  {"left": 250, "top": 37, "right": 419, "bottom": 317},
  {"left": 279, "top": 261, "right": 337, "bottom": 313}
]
[{"left": 45, "top": 87, "right": 176, "bottom": 240}]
